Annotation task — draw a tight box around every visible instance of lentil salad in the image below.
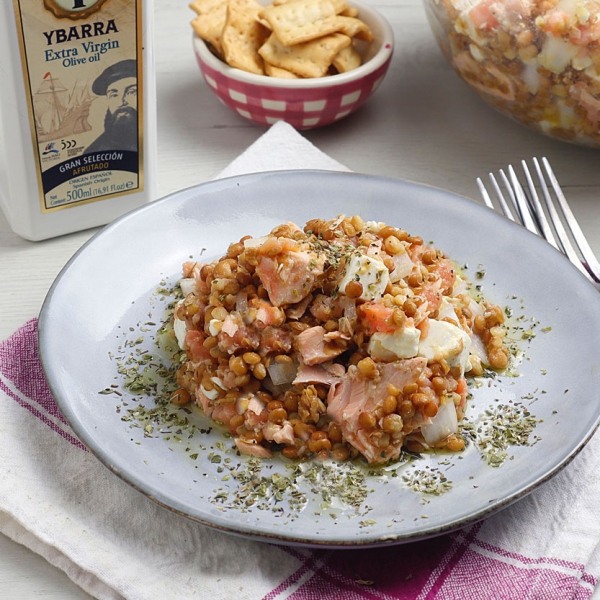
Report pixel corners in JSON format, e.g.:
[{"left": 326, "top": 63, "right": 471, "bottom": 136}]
[
  {"left": 171, "top": 215, "right": 510, "bottom": 465},
  {"left": 429, "top": 0, "right": 600, "bottom": 146}
]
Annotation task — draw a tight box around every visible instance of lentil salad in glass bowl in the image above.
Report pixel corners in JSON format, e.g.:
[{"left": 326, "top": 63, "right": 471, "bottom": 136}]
[{"left": 423, "top": 0, "right": 600, "bottom": 147}]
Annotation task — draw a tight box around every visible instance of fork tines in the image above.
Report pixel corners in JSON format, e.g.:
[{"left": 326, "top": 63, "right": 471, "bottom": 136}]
[{"left": 477, "top": 157, "right": 600, "bottom": 284}]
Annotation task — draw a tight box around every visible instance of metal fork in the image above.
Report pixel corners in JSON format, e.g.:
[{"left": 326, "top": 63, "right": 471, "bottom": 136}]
[{"left": 477, "top": 157, "right": 600, "bottom": 286}]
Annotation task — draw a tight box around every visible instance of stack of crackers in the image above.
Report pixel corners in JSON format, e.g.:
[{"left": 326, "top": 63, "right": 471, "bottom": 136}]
[{"left": 190, "top": 0, "right": 374, "bottom": 78}]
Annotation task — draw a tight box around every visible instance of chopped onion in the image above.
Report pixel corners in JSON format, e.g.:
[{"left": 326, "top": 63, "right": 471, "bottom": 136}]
[
  {"left": 421, "top": 401, "right": 458, "bottom": 446},
  {"left": 343, "top": 297, "right": 357, "bottom": 321},
  {"left": 236, "top": 290, "right": 248, "bottom": 314},
  {"left": 452, "top": 275, "right": 469, "bottom": 297},
  {"left": 470, "top": 332, "right": 488, "bottom": 365},
  {"left": 243, "top": 235, "right": 269, "bottom": 249},
  {"left": 389, "top": 252, "right": 414, "bottom": 282},
  {"left": 338, "top": 316, "right": 354, "bottom": 337},
  {"left": 179, "top": 278, "right": 196, "bottom": 297},
  {"left": 262, "top": 379, "right": 292, "bottom": 397},
  {"left": 267, "top": 358, "right": 298, "bottom": 386}
]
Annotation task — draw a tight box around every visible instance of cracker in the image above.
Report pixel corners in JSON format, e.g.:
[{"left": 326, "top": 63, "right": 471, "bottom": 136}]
[
  {"left": 189, "top": 0, "right": 227, "bottom": 16},
  {"left": 332, "top": 43, "right": 361, "bottom": 72},
  {"left": 259, "top": 0, "right": 346, "bottom": 46},
  {"left": 264, "top": 62, "right": 301, "bottom": 78},
  {"left": 332, "top": 15, "right": 373, "bottom": 42},
  {"left": 258, "top": 31, "right": 351, "bottom": 77},
  {"left": 191, "top": 8, "right": 227, "bottom": 56},
  {"left": 222, "top": 0, "right": 268, "bottom": 74},
  {"left": 257, "top": 15, "right": 272, "bottom": 29},
  {"left": 339, "top": 6, "right": 358, "bottom": 17},
  {"left": 330, "top": 0, "right": 349, "bottom": 13}
]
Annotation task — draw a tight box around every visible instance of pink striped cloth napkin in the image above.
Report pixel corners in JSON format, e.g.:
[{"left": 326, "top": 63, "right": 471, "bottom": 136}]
[{"left": 1, "top": 123, "right": 599, "bottom": 600}]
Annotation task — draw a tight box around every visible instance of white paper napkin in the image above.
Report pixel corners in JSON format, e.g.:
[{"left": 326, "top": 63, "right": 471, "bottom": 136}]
[
  {"left": 214, "top": 121, "right": 350, "bottom": 179},
  {"left": 0, "top": 121, "right": 598, "bottom": 600}
]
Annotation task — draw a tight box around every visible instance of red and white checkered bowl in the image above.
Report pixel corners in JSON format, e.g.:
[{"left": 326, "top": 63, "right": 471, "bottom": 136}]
[{"left": 192, "top": 0, "right": 394, "bottom": 130}]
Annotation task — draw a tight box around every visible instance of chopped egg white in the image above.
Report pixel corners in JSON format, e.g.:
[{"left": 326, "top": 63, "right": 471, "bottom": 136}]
[
  {"left": 418, "top": 319, "right": 472, "bottom": 375},
  {"left": 209, "top": 318, "right": 223, "bottom": 337},
  {"left": 538, "top": 35, "right": 579, "bottom": 74},
  {"left": 338, "top": 254, "right": 390, "bottom": 301},
  {"left": 364, "top": 221, "right": 386, "bottom": 232},
  {"left": 201, "top": 376, "right": 225, "bottom": 400},
  {"left": 368, "top": 327, "right": 421, "bottom": 361}
]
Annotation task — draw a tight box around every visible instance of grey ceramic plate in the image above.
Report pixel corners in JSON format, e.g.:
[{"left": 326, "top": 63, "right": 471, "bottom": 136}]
[{"left": 39, "top": 170, "right": 600, "bottom": 548}]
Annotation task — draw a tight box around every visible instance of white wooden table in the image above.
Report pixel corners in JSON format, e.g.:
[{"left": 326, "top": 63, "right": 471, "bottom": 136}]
[{"left": 1, "top": 0, "right": 599, "bottom": 597}]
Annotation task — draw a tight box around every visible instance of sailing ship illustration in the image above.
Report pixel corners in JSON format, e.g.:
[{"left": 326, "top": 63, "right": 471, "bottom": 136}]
[{"left": 34, "top": 72, "right": 94, "bottom": 143}]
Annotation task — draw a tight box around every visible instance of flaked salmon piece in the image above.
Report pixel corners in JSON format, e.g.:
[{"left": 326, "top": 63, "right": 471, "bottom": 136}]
[
  {"left": 218, "top": 312, "right": 260, "bottom": 354},
  {"left": 221, "top": 315, "right": 238, "bottom": 337},
  {"left": 212, "top": 402, "right": 238, "bottom": 429},
  {"left": 467, "top": 0, "right": 500, "bottom": 30},
  {"left": 263, "top": 421, "right": 295, "bottom": 445},
  {"left": 327, "top": 358, "right": 427, "bottom": 464},
  {"left": 259, "top": 326, "right": 293, "bottom": 355},
  {"left": 296, "top": 325, "right": 348, "bottom": 365},
  {"left": 293, "top": 360, "right": 345, "bottom": 386},
  {"left": 237, "top": 394, "right": 268, "bottom": 430},
  {"left": 182, "top": 262, "right": 207, "bottom": 293},
  {"left": 285, "top": 293, "right": 313, "bottom": 320},
  {"left": 422, "top": 278, "right": 443, "bottom": 314},
  {"left": 366, "top": 238, "right": 383, "bottom": 258},
  {"left": 235, "top": 438, "right": 273, "bottom": 458},
  {"left": 324, "top": 330, "right": 350, "bottom": 343},
  {"left": 249, "top": 297, "right": 286, "bottom": 328},
  {"left": 309, "top": 293, "right": 345, "bottom": 321},
  {"left": 256, "top": 250, "right": 325, "bottom": 307},
  {"left": 216, "top": 365, "right": 238, "bottom": 390}
]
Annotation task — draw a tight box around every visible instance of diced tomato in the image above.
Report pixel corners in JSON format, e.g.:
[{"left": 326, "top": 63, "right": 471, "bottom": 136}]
[
  {"left": 184, "top": 330, "right": 211, "bottom": 362},
  {"left": 468, "top": 0, "right": 500, "bottom": 30},
  {"left": 456, "top": 376, "right": 468, "bottom": 409},
  {"left": 357, "top": 301, "right": 396, "bottom": 334},
  {"left": 422, "top": 283, "right": 443, "bottom": 313},
  {"left": 435, "top": 258, "right": 457, "bottom": 295}
]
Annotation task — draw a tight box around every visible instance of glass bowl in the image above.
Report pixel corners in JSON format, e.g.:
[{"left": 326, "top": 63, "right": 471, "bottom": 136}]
[{"left": 423, "top": 0, "right": 600, "bottom": 148}]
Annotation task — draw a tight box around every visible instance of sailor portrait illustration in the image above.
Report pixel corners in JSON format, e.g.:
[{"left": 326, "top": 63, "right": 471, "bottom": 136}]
[{"left": 85, "top": 59, "right": 138, "bottom": 154}]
